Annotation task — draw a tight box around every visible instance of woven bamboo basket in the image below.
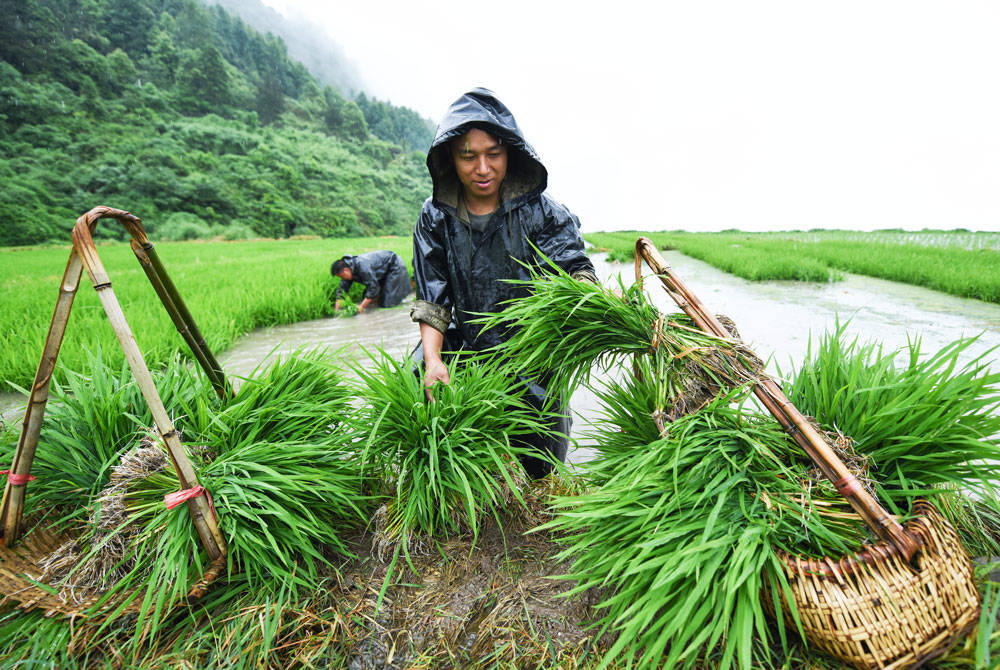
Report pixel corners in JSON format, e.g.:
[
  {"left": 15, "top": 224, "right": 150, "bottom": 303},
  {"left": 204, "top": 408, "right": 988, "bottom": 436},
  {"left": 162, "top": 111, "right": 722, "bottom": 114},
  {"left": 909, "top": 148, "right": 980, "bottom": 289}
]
[
  {"left": 632, "top": 238, "right": 982, "bottom": 669},
  {"left": 0, "top": 207, "right": 229, "bottom": 618},
  {"left": 772, "top": 501, "right": 980, "bottom": 669}
]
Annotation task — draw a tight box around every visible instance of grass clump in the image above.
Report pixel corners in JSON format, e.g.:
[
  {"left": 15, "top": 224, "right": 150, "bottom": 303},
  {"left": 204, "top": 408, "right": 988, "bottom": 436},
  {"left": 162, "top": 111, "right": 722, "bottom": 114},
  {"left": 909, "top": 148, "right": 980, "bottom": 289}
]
[{"left": 355, "top": 351, "right": 552, "bottom": 555}]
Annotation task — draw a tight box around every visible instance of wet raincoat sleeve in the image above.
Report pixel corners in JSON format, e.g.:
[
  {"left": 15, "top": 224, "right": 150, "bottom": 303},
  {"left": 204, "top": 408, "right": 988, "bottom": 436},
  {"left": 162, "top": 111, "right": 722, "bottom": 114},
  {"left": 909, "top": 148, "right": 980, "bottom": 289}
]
[
  {"left": 410, "top": 206, "right": 453, "bottom": 333},
  {"left": 533, "top": 197, "right": 598, "bottom": 284}
]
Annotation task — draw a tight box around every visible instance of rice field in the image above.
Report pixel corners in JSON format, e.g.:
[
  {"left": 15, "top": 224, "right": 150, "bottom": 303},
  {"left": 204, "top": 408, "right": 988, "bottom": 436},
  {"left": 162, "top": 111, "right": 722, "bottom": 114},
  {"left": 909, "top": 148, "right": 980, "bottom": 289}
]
[
  {"left": 586, "top": 229, "right": 1000, "bottom": 303},
  {"left": 2, "top": 267, "right": 999, "bottom": 668},
  {"left": 0, "top": 236, "right": 413, "bottom": 390}
]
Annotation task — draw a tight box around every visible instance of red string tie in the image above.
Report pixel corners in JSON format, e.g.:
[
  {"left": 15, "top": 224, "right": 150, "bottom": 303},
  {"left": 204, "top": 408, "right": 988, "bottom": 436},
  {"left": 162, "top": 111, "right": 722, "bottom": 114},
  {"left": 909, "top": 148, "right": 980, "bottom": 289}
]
[
  {"left": 833, "top": 474, "right": 862, "bottom": 497},
  {"left": 164, "top": 484, "right": 215, "bottom": 516},
  {"left": 1, "top": 470, "right": 36, "bottom": 485}
]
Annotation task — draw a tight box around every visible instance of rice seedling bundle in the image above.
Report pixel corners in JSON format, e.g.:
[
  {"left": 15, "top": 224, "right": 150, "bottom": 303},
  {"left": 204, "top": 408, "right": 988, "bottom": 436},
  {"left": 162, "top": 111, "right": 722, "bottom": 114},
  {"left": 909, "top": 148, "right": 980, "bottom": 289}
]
[
  {"left": 490, "top": 268, "right": 1000, "bottom": 668},
  {"left": 477, "top": 264, "right": 762, "bottom": 429},
  {"left": 2, "top": 347, "right": 221, "bottom": 523},
  {"left": 355, "top": 351, "right": 553, "bottom": 555},
  {"left": 1, "top": 347, "right": 371, "bottom": 647}
]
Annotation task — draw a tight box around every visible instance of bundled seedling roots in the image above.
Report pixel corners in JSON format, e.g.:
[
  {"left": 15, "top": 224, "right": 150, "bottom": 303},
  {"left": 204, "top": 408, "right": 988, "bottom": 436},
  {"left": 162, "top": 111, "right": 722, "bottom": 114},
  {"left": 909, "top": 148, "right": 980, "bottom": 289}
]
[
  {"left": 39, "top": 435, "right": 170, "bottom": 602},
  {"left": 652, "top": 313, "right": 767, "bottom": 426}
]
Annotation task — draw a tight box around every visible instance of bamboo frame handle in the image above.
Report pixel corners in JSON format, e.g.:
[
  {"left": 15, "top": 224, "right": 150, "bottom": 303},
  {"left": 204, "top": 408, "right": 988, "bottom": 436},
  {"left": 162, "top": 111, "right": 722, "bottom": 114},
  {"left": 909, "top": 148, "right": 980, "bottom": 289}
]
[{"left": 633, "top": 237, "right": 920, "bottom": 561}]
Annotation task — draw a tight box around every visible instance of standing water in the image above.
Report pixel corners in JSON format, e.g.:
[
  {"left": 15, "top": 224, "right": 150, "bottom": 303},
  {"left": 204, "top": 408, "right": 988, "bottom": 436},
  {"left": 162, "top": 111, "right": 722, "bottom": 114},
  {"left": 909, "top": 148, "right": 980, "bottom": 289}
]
[{"left": 3, "top": 252, "right": 999, "bottom": 461}]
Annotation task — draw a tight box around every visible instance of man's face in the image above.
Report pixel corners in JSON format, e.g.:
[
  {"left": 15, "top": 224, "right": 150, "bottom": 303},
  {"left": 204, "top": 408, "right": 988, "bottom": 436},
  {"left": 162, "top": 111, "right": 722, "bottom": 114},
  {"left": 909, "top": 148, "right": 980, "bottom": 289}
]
[
  {"left": 450, "top": 128, "right": 508, "bottom": 206},
  {"left": 336, "top": 267, "right": 353, "bottom": 281}
]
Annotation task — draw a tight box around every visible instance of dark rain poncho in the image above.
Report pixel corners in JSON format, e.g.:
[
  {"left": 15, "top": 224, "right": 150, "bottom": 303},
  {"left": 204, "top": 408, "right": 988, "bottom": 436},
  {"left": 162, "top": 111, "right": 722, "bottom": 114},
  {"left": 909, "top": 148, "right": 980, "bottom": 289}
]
[
  {"left": 410, "top": 88, "right": 596, "bottom": 476},
  {"left": 334, "top": 250, "right": 411, "bottom": 308}
]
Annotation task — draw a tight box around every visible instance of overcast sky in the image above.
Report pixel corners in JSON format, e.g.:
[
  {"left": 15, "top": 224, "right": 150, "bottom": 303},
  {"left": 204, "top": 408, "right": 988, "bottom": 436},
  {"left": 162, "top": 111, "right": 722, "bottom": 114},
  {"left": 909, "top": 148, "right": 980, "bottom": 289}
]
[{"left": 263, "top": 1, "right": 1000, "bottom": 234}]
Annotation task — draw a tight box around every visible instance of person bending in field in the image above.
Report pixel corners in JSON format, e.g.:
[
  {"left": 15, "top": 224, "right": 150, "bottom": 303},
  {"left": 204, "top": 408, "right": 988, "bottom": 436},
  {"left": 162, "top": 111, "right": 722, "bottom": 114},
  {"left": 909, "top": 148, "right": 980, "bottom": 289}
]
[
  {"left": 410, "top": 88, "right": 597, "bottom": 478},
  {"left": 332, "top": 250, "right": 411, "bottom": 314}
]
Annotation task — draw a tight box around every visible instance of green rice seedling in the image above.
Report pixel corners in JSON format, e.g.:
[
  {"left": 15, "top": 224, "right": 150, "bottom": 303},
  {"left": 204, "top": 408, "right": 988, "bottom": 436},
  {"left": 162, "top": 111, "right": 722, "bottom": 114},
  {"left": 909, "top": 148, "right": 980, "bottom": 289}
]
[
  {"left": 55, "top": 430, "right": 370, "bottom": 647},
  {"left": 541, "top": 391, "right": 863, "bottom": 670},
  {"left": 355, "top": 351, "right": 553, "bottom": 554},
  {"left": 8, "top": 347, "right": 370, "bottom": 652},
  {"left": 0, "top": 236, "right": 416, "bottom": 390},
  {"left": 0, "top": 347, "right": 220, "bottom": 522},
  {"left": 785, "top": 323, "right": 1000, "bottom": 510},
  {"left": 477, "top": 265, "right": 761, "bottom": 417},
  {"left": 587, "top": 230, "right": 1000, "bottom": 302},
  {"left": 203, "top": 347, "right": 358, "bottom": 454},
  {"left": 336, "top": 292, "right": 360, "bottom": 317}
]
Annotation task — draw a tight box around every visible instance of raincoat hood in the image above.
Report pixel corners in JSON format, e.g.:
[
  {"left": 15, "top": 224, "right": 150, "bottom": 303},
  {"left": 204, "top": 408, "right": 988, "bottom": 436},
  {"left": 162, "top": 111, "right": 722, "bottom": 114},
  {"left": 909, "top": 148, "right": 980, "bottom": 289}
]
[{"left": 427, "top": 88, "right": 548, "bottom": 213}]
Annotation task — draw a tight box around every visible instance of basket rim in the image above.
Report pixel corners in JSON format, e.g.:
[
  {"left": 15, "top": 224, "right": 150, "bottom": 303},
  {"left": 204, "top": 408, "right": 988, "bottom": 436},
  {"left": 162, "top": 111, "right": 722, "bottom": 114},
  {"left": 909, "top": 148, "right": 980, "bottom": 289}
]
[{"left": 774, "top": 499, "right": 937, "bottom": 578}]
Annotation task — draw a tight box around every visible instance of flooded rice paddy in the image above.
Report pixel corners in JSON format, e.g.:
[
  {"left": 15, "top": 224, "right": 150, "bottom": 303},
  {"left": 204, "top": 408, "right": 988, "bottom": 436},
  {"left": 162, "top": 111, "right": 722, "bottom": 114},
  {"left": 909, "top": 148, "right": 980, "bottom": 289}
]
[{"left": 3, "top": 251, "right": 999, "bottom": 461}]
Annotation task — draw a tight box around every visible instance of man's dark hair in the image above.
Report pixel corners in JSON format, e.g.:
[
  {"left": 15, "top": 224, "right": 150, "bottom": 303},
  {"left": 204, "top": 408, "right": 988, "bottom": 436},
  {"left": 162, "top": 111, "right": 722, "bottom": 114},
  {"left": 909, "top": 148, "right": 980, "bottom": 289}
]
[{"left": 331, "top": 258, "right": 349, "bottom": 276}]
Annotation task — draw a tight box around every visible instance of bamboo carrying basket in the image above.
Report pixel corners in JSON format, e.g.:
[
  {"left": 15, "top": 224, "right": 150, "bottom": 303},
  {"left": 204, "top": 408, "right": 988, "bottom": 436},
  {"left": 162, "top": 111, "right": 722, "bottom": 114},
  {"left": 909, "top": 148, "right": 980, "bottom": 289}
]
[
  {"left": 0, "top": 206, "right": 230, "bottom": 617},
  {"left": 632, "top": 238, "right": 981, "bottom": 669}
]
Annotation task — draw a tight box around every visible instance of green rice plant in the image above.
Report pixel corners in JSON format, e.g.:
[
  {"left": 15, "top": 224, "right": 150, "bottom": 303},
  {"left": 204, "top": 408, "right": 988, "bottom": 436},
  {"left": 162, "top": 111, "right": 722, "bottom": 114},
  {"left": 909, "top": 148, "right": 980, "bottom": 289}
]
[
  {"left": 586, "top": 230, "right": 1000, "bottom": 302},
  {"left": 204, "top": 347, "right": 358, "bottom": 454},
  {"left": 0, "top": 235, "right": 416, "bottom": 390},
  {"left": 3, "top": 347, "right": 370, "bottom": 652},
  {"left": 785, "top": 323, "right": 1000, "bottom": 510},
  {"left": 354, "top": 351, "right": 552, "bottom": 552},
  {"left": 98, "top": 434, "right": 368, "bottom": 642},
  {"left": 0, "top": 347, "right": 220, "bottom": 522},
  {"left": 541, "top": 391, "right": 862, "bottom": 670},
  {"left": 477, "top": 265, "right": 759, "bottom": 415},
  {"left": 0, "top": 574, "right": 354, "bottom": 669}
]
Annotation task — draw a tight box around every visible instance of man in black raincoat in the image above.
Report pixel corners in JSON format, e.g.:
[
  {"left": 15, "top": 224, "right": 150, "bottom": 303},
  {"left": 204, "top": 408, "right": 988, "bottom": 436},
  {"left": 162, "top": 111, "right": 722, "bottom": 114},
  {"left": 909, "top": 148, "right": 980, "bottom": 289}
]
[
  {"left": 332, "top": 250, "right": 411, "bottom": 313},
  {"left": 410, "top": 88, "right": 597, "bottom": 478}
]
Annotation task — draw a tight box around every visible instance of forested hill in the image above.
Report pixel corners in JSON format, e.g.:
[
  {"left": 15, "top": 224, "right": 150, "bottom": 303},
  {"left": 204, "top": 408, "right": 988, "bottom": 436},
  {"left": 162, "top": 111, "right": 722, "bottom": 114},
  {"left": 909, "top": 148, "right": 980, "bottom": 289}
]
[{"left": 0, "top": 0, "right": 435, "bottom": 246}]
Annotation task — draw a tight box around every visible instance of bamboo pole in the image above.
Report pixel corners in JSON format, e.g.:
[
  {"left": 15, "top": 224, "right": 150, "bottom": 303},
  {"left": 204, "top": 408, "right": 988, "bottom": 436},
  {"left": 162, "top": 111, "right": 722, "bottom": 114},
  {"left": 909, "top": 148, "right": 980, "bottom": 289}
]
[
  {"left": 1, "top": 249, "right": 85, "bottom": 544},
  {"left": 130, "top": 240, "right": 231, "bottom": 400},
  {"left": 633, "top": 237, "right": 920, "bottom": 561},
  {"left": 71, "top": 210, "right": 226, "bottom": 559}
]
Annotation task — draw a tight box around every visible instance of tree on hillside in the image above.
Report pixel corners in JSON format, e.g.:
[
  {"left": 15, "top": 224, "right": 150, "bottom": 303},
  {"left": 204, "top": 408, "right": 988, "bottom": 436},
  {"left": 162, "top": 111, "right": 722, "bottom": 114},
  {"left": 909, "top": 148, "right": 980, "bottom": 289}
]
[
  {"left": 176, "top": 45, "right": 232, "bottom": 113},
  {"left": 102, "top": 0, "right": 156, "bottom": 57},
  {"left": 341, "top": 100, "right": 368, "bottom": 141},
  {"left": 142, "top": 29, "right": 180, "bottom": 87},
  {"left": 256, "top": 70, "right": 285, "bottom": 125}
]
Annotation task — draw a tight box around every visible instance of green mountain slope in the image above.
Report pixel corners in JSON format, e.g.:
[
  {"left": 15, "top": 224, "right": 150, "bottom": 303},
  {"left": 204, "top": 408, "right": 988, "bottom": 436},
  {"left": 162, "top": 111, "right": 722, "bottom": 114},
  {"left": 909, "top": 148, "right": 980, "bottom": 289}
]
[{"left": 0, "top": 0, "right": 432, "bottom": 246}]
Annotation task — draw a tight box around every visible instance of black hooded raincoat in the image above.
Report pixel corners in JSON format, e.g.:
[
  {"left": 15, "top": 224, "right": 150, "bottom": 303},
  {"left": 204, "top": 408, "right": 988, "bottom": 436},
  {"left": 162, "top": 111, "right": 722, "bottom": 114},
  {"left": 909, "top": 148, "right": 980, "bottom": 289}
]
[
  {"left": 410, "top": 89, "right": 596, "bottom": 476},
  {"left": 334, "top": 250, "right": 411, "bottom": 308}
]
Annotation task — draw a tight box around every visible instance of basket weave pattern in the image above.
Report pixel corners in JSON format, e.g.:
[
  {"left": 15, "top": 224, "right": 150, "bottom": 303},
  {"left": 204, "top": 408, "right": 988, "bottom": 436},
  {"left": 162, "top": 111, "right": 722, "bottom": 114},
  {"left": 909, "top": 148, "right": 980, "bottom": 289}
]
[{"left": 775, "top": 501, "right": 981, "bottom": 669}]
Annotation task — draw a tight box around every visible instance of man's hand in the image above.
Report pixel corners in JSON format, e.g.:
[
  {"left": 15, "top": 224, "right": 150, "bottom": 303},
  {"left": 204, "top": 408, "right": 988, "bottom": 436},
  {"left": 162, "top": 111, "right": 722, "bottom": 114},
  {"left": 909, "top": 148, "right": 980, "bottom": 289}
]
[
  {"left": 334, "top": 299, "right": 342, "bottom": 311},
  {"left": 423, "top": 357, "right": 450, "bottom": 402},
  {"left": 419, "top": 322, "right": 449, "bottom": 402},
  {"left": 358, "top": 297, "right": 374, "bottom": 313}
]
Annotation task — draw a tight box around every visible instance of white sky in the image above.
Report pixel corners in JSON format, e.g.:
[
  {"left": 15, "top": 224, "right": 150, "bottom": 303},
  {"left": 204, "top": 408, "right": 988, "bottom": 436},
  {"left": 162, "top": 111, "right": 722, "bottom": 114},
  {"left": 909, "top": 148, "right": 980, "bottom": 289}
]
[{"left": 263, "top": 0, "right": 1000, "bottom": 234}]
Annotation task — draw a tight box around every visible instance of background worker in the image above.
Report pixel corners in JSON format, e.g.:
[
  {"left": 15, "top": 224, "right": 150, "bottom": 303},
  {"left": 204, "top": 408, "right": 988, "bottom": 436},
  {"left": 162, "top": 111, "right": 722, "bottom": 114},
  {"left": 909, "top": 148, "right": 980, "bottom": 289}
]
[
  {"left": 332, "top": 250, "right": 411, "bottom": 313},
  {"left": 410, "top": 88, "right": 597, "bottom": 478}
]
